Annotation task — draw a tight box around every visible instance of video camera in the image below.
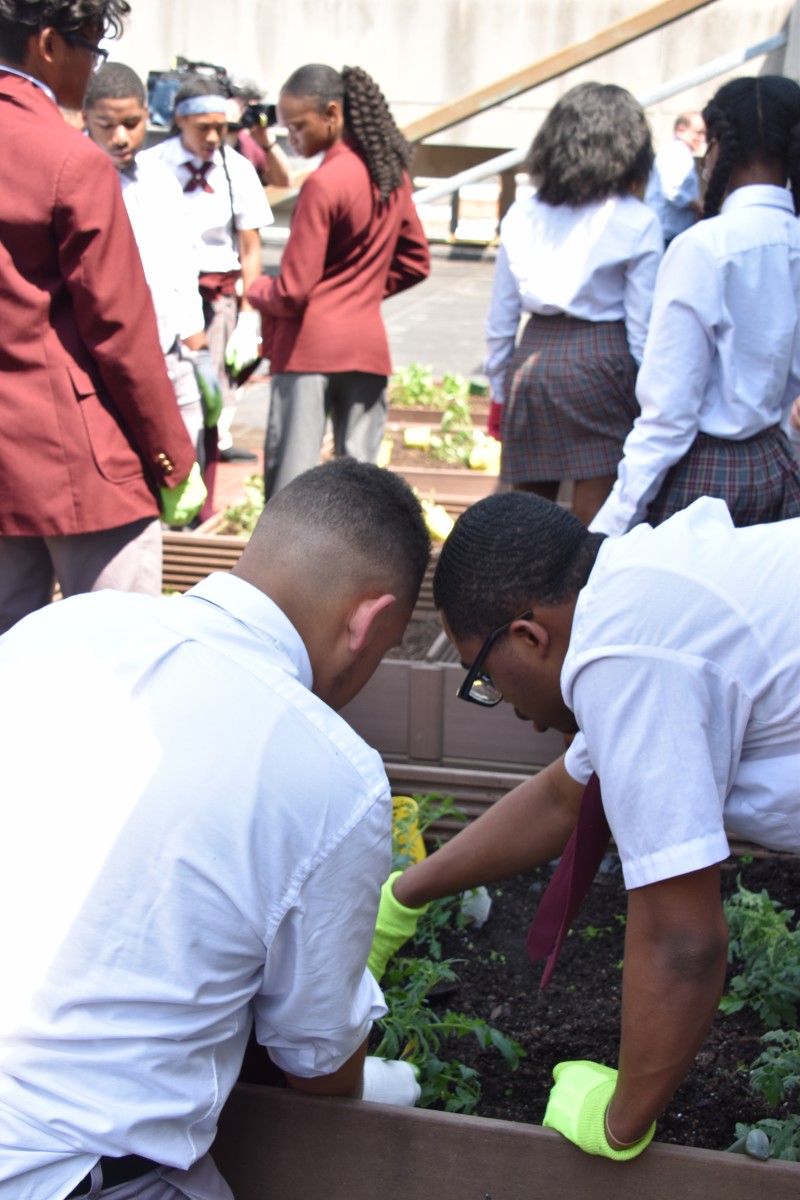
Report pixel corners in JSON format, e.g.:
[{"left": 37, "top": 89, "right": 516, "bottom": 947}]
[
  {"left": 146, "top": 56, "right": 238, "bottom": 129},
  {"left": 240, "top": 102, "right": 278, "bottom": 130}
]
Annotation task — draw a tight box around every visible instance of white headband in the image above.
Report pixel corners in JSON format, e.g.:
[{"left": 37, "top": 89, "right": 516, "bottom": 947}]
[{"left": 174, "top": 95, "right": 228, "bottom": 117}]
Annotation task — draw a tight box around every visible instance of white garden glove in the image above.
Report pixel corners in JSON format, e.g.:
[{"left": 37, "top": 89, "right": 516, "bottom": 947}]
[
  {"left": 224, "top": 311, "right": 260, "bottom": 377},
  {"left": 361, "top": 1057, "right": 421, "bottom": 1106}
]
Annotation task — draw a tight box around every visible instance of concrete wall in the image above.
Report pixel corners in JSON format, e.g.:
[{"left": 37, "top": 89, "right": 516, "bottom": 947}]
[{"left": 112, "top": 0, "right": 794, "bottom": 151}]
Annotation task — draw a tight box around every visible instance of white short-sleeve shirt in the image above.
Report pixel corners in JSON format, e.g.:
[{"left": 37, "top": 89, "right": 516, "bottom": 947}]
[
  {"left": 120, "top": 157, "right": 204, "bottom": 353},
  {"left": 563, "top": 499, "right": 800, "bottom": 889},
  {"left": 139, "top": 136, "right": 273, "bottom": 273},
  {"left": 0, "top": 575, "right": 389, "bottom": 1199}
]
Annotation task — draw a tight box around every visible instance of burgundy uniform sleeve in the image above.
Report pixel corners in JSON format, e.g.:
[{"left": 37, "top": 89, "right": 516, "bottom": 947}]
[{"left": 384, "top": 180, "right": 430, "bottom": 298}]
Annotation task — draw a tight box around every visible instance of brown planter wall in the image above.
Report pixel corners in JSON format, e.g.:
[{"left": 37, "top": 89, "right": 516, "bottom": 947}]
[{"left": 213, "top": 1084, "right": 800, "bottom": 1200}]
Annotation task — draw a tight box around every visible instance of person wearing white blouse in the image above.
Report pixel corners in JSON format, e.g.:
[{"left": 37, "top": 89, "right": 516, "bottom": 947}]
[
  {"left": 484, "top": 82, "right": 663, "bottom": 525},
  {"left": 592, "top": 76, "right": 800, "bottom": 538}
]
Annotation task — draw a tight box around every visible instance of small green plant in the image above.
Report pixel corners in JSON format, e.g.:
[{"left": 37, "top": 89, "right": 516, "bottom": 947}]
[
  {"left": 375, "top": 956, "right": 525, "bottom": 1114},
  {"left": 748, "top": 1030, "right": 800, "bottom": 1107},
  {"left": 215, "top": 474, "right": 264, "bottom": 536},
  {"left": 720, "top": 879, "right": 800, "bottom": 1028},
  {"left": 579, "top": 924, "right": 611, "bottom": 941},
  {"left": 389, "top": 363, "right": 473, "bottom": 414},
  {"left": 375, "top": 792, "right": 524, "bottom": 1113},
  {"left": 389, "top": 362, "right": 438, "bottom": 408}
]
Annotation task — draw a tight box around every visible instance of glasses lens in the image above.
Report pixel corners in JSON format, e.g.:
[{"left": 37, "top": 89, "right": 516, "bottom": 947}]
[{"left": 468, "top": 674, "right": 502, "bottom": 706}]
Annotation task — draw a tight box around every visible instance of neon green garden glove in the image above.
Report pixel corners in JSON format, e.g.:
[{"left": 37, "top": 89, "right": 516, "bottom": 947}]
[
  {"left": 542, "top": 1060, "right": 656, "bottom": 1161},
  {"left": 367, "top": 870, "right": 428, "bottom": 982},
  {"left": 159, "top": 461, "right": 207, "bottom": 527}
]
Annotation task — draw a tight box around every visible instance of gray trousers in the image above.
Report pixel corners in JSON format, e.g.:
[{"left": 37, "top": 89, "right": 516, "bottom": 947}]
[
  {"left": 264, "top": 371, "right": 387, "bottom": 498},
  {"left": 72, "top": 1153, "right": 232, "bottom": 1199},
  {"left": 0, "top": 517, "right": 162, "bottom": 636}
]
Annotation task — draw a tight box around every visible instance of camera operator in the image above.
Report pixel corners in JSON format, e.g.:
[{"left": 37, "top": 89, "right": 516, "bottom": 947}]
[{"left": 235, "top": 100, "right": 292, "bottom": 187}]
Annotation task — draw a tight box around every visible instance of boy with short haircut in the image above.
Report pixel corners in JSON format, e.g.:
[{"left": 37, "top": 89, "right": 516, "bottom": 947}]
[{"left": 84, "top": 62, "right": 223, "bottom": 465}]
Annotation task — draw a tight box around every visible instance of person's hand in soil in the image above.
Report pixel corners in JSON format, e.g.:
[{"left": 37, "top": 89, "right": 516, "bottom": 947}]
[{"left": 543, "top": 1060, "right": 656, "bottom": 1160}]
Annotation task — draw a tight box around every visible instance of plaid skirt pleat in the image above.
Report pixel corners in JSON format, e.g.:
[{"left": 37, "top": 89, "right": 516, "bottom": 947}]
[
  {"left": 646, "top": 425, "right": 800, "bottom": 527},
  {"left": 500, "top": 314, "right": 638, "bottom": 484}
]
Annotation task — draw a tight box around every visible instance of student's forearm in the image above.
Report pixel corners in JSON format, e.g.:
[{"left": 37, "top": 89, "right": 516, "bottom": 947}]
[
  {"left": 284, "top": 1037, "right": 367, "bottom": 1098},
  {"left": 606, "top": 867, "right": 728, "bottom": 1146},
  {"left": 393, "top": 756, "right": 583, "bottom": 909}
]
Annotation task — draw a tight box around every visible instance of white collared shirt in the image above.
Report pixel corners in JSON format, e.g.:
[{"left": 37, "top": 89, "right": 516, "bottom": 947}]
[
  {"left": 644, "top": 137, "right": 701, "bottom": 241},
  {"left": 0, "top": 575, "right": 389, "bottom": 1198},
  {"left": 484, "top": 191, "right": 663, "bottom": 404},
  {"left": 139, "top": 136, "right": 273, "bottom": 273},
  {"left": 592, "top": 184, "right": 800, "bottom": 536},
  {"left": 120, "top": 158, "right": 204, "bottom": 352},
  {"left": 564, "top": 499, "right": 800, "bottom": 889}
]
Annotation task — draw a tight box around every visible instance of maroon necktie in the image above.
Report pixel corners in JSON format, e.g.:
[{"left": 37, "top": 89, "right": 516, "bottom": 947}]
[
  {"left": 183, "top": 162, "right": 214, "bottom": 193},
  {"left": 525, "top": 772, "right": 610, "bottom": 988}
]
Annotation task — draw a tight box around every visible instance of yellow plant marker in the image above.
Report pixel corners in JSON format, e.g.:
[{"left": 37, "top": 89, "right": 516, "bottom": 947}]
[
  {"left": 403, "top": 426, "right": 431, "bottom": 449},
  {"left": 392, "top": 795, "right": 427, "bottom": 864}
]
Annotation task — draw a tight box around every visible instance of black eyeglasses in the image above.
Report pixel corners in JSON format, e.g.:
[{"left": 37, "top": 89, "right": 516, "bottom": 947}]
[
  {"left": 456, "top": 609, "right": 532, "bottom": 707},
  {"left": 64, "top": 32, "right": 108, "bottom": 72}
]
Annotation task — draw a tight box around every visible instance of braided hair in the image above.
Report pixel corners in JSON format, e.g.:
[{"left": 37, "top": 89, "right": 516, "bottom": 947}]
[
  {"left": 433, "top": 492, "right": 605, "bottom": 641},
  {"left": 702, "top": 75, "right": 800, "bottom": 217},
  {"left": 281, "top": 63, "right": 411, "bottom": 201}
]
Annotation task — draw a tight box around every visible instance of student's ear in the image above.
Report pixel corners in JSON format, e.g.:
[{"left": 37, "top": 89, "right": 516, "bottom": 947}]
[
  {"left": 35, "top": 26, "right": 57, "bottom": 64},
  {"left": 347, "top": 593, "right": 396, "bottom": 652},
  {"left": 510, "top": 613, "right": 551, "bottom": 658}
]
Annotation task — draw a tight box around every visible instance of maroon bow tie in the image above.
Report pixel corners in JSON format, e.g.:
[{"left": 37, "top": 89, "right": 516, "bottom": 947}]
[
  {"left": 526, "top": 772, "right": 611, "bottom": 987},
  {"left": 183, "top": 162, "right": 214, "bottom": 193}
]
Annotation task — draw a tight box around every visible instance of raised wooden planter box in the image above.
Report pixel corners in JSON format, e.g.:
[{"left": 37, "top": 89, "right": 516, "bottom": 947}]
[{"left": 213, "top": 1084, "right": 800, "bottom": 1200}]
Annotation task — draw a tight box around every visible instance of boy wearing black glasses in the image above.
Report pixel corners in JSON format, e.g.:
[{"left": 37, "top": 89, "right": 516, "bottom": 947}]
[{"left": 371, "top": 490, "right": 800, "bottom": 1163}]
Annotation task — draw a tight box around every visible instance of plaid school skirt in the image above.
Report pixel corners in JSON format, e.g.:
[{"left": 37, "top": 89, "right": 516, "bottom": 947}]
[
  {"left": 500, "top": 314, "right": 638, "bottom": 484},
  {"left": 646, "top": 425, "right": 800, "bottom": 527}
]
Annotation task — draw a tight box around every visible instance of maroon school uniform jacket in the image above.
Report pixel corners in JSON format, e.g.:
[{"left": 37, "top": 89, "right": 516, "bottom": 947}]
[
  {"left": 0, "top": 72, "right": 196, "bottom": 537},
  {"left": 248, "top": 139, "right": 429, "bottom": 375}
]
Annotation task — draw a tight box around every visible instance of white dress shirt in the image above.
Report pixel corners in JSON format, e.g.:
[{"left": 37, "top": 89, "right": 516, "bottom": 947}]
[
  {"left": 120, "top": 157, "right": 204, "bottom": 354},
  {"left": 592, "top": 185, "right": 800, "bottom": 536},
  {"left": 484, "top": 191, "right": 663, "bottom": 404},
  {"left": 564, "top": 499, "right": 800, "bottom": 889},
  {"left": 0, "top": 575, "right": 388, "bottom": 1199},
  {"left": 139, "top": 136, "right": 273, "bottom": 273},
  {"left": 644, "top": 137, "right": 701, "bottom": 242}
]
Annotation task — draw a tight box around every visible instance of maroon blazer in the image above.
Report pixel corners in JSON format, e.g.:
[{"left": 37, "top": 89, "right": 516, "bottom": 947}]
[
  {"left": 0, "top": 73, "right": 196, "bottom": 537},
  {"left": 248, "top": 140, "right": 429, "bottom": 375}
]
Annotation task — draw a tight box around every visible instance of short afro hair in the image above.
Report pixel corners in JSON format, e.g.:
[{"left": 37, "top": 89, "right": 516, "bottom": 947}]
[
  {"left": 84, "top": 61, "right": 145, "bottom": 109},
  {"left": 433, "top": 492, "right": 604, "bottom": 640}
]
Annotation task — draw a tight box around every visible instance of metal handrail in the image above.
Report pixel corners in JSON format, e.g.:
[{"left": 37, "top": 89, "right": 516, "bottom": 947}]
[{"left": 412, "top": 31, "right": 788, "bottom": 208}]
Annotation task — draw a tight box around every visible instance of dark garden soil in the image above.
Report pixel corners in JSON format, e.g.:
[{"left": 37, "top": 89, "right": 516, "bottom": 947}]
[{"left": 405, "top": 853, "right": 799, "bottom": 1151}]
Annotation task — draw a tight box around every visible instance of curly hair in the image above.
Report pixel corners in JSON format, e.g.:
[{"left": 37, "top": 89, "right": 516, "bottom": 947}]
[
  {"left": 0, "top": 0, "right": 129, "bottom": 63},
  {"left": 433, "top": 492, "right": 605, "bottom": 641},
  {"left": 528, "top": 81, "right": 654, "bottom": 207},
  {"left": 702, "top": 75, "right": 800, "bottom": 218},
  {"left": 281, "top": 62, "right": 411, "bottom": 201}
]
